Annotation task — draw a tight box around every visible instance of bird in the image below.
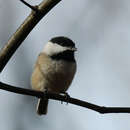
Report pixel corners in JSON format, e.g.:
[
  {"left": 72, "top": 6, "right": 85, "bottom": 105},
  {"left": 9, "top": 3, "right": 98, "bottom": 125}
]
[{"left": 31, "top": 36, "right": 77, "bottom": 115}]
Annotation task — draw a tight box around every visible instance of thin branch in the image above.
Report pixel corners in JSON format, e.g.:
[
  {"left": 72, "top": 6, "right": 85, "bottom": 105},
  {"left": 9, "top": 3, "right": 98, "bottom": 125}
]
[
  {"left": 0, "top": 0, "right": 61, "bottom": 72},
  {"left": 0, "top": 81, "right": 130, "bottom": 114},
  {"left": 20, "top": 0, "right": 39, "bottom": 13}
]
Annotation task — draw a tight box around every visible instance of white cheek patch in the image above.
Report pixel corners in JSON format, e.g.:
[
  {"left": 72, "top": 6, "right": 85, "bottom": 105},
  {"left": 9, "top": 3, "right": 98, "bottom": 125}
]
[{"left": 43, "top": 42, "right": 68, "bottom": 56}]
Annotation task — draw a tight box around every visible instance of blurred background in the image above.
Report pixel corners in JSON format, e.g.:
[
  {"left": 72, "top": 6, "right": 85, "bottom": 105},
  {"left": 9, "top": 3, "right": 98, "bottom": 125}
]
[{"left": 0, "top": 0, "right": 130, "bottom": 129}]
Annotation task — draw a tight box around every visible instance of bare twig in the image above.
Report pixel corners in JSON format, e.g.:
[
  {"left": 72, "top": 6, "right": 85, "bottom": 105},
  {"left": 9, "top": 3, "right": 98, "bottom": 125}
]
[
  {"left": 0, "top": 81, "right": 130, "bottom": 114},
  {"left": 20, "top": 0, "right": 39, "bottom": 13},
  {"left": 0, "top": 0, "right": 61, "bottom": 72}
]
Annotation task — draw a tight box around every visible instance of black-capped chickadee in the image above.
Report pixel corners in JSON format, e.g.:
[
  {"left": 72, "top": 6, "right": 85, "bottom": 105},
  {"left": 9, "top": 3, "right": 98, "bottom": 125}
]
[{"left": 31, "top": 36, "right": 77, "bottom": 115}]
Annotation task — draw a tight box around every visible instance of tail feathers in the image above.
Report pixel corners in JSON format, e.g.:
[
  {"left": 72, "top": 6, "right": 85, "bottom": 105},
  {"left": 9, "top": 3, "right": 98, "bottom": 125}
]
[{"left": 36, "top": 98, "right": 48, "bottom": 115}]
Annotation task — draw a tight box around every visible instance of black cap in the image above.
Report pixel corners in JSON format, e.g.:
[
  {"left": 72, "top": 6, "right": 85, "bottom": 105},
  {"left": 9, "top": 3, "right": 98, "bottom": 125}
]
[{"left": 50, "top": 36, "right": 75, "bottom": 48}]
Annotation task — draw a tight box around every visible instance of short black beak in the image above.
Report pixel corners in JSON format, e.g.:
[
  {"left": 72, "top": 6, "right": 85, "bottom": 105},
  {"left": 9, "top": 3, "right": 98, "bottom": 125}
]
[{"left": 71, "top": 47, "right": 77, "bottom": 51}]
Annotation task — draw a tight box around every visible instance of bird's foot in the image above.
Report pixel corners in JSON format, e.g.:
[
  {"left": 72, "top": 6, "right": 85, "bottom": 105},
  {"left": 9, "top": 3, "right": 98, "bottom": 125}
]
[{"left": 60, "top": 92, "right": 70, "bottom": 105}]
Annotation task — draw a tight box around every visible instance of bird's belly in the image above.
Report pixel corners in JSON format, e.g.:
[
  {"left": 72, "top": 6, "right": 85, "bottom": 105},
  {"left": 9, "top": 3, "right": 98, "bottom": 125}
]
[
  {"left": 44, "top": 60, "right": 76, "bottom": 93},
  {"left": 48, "top": 74, "right": 72, "bottom": 93}
]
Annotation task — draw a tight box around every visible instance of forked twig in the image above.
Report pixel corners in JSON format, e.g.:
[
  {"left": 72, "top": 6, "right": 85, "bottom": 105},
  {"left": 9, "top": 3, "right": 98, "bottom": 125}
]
[{"left": 0, "top": 0, "right": 61, "bottom": 72}]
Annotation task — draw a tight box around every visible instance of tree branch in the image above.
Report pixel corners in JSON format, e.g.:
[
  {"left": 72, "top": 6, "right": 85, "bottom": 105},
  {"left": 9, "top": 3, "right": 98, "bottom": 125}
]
[
  {"left": 0, "top": 0, "right": 61, "bottom": 72},
  {"left": 0, "top": 81, "right": 130, "bottom": 114}
]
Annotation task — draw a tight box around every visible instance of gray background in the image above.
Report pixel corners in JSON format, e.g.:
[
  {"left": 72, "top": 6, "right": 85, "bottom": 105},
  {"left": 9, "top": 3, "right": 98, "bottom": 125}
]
[{"left": 0, "top": 0, "right": 130, "bottom": 130}]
